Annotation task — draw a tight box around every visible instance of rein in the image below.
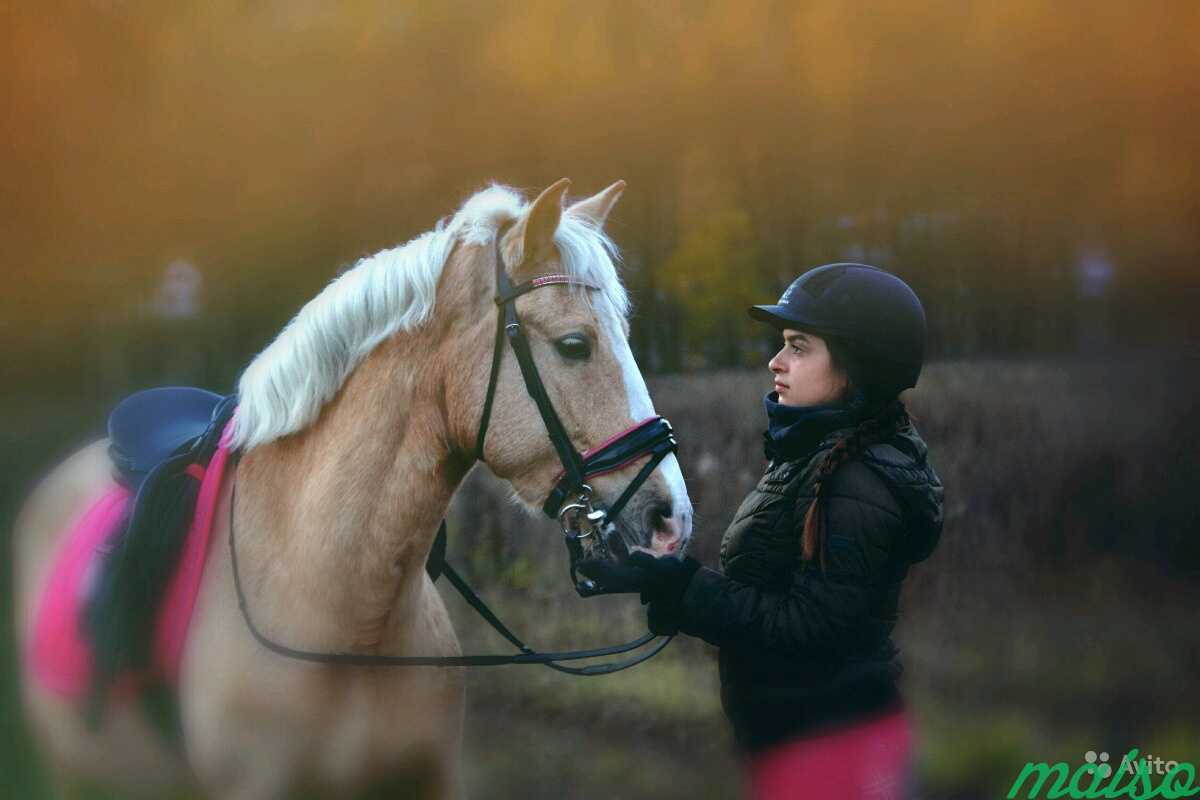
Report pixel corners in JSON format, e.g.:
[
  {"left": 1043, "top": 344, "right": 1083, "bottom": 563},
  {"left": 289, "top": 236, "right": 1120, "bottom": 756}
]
[
  {"left": 229, "top": 490, "right": 670, "bottom": 674},
  {"left": 227, "top": 221, "right": 679, "bottom": 674}
]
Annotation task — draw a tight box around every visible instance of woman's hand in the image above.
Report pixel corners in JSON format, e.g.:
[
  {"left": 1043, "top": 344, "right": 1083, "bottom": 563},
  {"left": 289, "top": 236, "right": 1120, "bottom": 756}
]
[{"left": 576, "top": 552, "right": 702, "bottom": 634}]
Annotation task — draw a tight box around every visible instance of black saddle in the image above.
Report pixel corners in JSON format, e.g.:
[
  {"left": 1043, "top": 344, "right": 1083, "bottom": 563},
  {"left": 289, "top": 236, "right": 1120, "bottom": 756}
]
[{"left": 108, "top": 387, "right": 228, "bottom": 490}]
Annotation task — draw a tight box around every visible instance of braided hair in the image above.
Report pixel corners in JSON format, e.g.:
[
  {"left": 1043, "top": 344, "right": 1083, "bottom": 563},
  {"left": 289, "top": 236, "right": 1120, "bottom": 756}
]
[{"left": 800, "top": 394, "right": 910, "bottom": 574}]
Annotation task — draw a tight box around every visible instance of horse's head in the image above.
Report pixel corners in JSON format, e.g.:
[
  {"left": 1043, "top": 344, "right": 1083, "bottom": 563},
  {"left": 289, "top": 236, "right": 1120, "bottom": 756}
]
[{"left": 443, "top": 179, "right": 692, "bottom": 562}]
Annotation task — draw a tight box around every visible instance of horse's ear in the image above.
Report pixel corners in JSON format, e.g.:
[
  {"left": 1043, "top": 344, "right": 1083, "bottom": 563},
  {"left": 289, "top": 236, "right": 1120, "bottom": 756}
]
[
  {"left": 508, "top": 178, "right": 571, "bottom": 269},
  {"left": 566, "top": 180, "right": 627, "bottom": 229}
]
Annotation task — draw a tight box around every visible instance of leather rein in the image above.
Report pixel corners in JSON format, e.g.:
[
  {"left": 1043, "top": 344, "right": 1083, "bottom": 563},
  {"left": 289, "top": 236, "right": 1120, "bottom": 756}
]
[{"left": 228, "top": 222, "right": 679, "bottom": 674}]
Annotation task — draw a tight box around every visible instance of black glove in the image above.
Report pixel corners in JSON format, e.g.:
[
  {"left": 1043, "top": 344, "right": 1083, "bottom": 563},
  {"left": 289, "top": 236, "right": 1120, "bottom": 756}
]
[
  {"left": 576, "top": 551, "right": 699, "bottom": 602},
  {"left": 576, "top": 552, "right": 702, "bottom": 635}
]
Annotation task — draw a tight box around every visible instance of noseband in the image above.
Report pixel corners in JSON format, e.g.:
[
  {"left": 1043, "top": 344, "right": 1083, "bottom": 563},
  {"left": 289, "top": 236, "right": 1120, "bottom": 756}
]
[{"left": 475, "top": 223, "right": 678, "bottom": 595}]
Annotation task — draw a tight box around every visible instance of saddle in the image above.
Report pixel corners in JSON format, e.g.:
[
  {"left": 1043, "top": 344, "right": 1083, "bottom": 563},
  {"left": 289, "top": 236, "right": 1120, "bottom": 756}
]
[
  {"left": 81, "top": 388, "right": 445, "bottom": 714},
  {"left": 31, "top": 386, "right": 457, "bottom": 732},
  {"left": 108, "top": 387, "right": 227, "bottom": 490},
  {"left": 106, "top": 387, "right": 448, "bottom": 578},
  {"left": 82, "top": 388, "right": 238, "bottom": 723}
]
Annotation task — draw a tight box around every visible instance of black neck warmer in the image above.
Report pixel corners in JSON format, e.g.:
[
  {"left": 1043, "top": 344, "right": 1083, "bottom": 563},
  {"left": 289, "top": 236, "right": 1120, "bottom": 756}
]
[{"left": 762, "top": 388, "right": 868, "bottom": 463}]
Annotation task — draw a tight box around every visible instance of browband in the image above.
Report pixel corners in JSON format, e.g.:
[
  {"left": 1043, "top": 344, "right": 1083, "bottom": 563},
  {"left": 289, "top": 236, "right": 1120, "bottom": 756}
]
[{"left": 496, "top": 273, "right": 599, "bottom": 305}]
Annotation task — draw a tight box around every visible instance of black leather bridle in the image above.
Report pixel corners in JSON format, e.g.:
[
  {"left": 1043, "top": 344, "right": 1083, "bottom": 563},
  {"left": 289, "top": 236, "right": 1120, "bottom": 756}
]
[
  {"left": 476, "top": 222, "right": 679, "bottom": 595},
  {"left": 228, "top": 221, "right": 681, "bottom": 674}
]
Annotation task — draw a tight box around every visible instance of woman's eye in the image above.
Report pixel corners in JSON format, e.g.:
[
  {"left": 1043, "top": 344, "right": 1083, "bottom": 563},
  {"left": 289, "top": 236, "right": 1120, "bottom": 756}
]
[{"left": 555, "top": 334, "right": 592, "bottom": 361}]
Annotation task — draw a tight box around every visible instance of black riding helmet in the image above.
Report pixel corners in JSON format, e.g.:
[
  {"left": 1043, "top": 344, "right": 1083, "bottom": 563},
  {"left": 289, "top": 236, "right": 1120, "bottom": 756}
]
[{"left": 749, "top": 263, "right": 927, "bottom": 399}]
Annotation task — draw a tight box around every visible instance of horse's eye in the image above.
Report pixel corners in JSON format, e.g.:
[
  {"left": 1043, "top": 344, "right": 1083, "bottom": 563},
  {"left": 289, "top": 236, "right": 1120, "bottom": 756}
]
[{"left": 554, "top": 334, "right": 592, "bottom": 361}]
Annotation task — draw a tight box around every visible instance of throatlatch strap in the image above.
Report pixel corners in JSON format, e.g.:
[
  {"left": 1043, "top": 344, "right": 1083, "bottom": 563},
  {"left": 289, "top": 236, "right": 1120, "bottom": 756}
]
[{"left": 473, "top": 308, "right": 508, "bottom": 461}]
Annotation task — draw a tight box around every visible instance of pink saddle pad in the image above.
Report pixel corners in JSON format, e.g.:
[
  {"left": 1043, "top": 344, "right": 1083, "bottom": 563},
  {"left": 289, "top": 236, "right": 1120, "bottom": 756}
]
[{"left": 27, "top": 421, "right": 235, "bottom": 700}]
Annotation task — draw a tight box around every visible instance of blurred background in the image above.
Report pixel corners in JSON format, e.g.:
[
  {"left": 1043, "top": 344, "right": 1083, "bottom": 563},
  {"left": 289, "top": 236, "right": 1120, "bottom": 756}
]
[{"left": 2, "top": 1, "right": 1198, "bottom": 797}]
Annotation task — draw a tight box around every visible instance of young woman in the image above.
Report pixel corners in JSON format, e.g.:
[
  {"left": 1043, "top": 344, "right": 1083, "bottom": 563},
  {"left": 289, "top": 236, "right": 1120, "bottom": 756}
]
[{"left": 580, "top": 263, "right": 945, "bottom": 799}]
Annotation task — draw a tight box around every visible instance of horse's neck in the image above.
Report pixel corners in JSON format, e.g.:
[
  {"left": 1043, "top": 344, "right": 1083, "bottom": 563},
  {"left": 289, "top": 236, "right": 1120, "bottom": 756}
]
[{"left": 233, "top": 342, "right": 462, "bottom": 652}]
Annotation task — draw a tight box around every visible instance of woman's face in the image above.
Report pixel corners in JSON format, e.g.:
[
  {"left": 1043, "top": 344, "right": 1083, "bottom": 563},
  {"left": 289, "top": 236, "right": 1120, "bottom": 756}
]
[{"left": 768, "top": 328, "right": 848, "bottom": 407}]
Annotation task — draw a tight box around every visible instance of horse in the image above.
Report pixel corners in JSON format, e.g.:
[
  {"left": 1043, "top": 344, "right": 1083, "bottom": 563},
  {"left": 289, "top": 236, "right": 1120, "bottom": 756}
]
[{"left": 13, "top": 178, "right": 694, "bottom": 799}]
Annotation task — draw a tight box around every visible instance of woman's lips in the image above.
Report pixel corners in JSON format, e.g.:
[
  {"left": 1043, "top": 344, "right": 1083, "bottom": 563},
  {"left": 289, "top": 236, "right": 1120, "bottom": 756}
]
[{"left": 774, "top": 381, "right": 789, "bottom": 391}]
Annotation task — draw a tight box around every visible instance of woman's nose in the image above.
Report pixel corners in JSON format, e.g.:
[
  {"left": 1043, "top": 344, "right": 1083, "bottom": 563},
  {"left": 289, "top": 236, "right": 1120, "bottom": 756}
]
[{"left": 769, "top": 351, "right": 785, "bottom": 373}]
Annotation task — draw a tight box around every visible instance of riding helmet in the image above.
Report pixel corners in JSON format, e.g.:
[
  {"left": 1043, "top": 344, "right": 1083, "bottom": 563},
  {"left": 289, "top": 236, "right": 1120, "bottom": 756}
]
[{"left": 748, "top": 262, "right": 927, "bottom": 397}]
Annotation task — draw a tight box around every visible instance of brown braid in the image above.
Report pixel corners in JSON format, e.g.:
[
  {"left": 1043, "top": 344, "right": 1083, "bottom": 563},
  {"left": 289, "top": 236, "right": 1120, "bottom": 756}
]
[{"left": 801, "top": 399, "right": 910, "bottom": 573}]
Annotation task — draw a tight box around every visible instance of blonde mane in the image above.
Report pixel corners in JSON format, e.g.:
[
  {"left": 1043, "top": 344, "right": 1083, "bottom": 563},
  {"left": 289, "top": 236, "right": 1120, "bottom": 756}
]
[{"left": 231, "top": 184, "right": 629, "bottom": 451}]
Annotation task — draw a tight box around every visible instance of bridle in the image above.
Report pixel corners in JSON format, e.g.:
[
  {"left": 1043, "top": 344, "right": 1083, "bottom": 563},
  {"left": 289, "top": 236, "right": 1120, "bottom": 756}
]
[
  {"left": 475, "top": 221, "right": 679, "bottom": 595},
  {"left": 228, "top": 221, "right": 681, "bottom": 674}
]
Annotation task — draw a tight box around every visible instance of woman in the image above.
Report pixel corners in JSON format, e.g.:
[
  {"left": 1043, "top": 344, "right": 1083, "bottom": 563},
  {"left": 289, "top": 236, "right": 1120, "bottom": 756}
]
[{"left": 580, "top": 262, "right": 945, "bottom": 799}]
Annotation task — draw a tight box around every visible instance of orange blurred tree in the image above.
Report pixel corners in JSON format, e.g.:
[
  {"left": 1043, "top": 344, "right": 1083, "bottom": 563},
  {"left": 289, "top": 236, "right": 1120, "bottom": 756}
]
[{"left": 3, "top": 0, "right": 1198, "bottom": 385}]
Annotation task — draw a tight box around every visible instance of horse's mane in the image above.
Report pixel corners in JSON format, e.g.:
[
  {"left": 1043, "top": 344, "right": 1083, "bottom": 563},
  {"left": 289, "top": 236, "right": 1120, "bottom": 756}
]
[{"left": 231, "top": 184, "right": 629, "bottom": 451}]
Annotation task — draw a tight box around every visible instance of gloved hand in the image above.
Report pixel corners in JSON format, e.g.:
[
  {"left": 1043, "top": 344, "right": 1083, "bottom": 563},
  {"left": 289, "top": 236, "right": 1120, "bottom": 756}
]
[
  {"left": 576, "top": 552, "right": 702, "bottom": 635},
  {"left": 576, "top": 551, "right": 700, "bottom": 603}
]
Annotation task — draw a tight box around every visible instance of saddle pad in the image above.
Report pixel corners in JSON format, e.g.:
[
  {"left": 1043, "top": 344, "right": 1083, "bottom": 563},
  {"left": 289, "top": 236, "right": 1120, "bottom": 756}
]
[{"left": 28, "top": 420, "right": 235, "bottom": 699}]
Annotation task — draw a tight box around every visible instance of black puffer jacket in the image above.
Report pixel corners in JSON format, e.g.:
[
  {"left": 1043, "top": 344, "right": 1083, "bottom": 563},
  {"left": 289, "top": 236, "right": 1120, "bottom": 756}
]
[{"left": 673, "top": 417, "right": 944, "bottom": 754}]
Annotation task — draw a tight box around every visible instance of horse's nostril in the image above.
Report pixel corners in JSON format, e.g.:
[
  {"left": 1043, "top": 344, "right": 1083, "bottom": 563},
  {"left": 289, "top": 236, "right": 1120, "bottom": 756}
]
[{"left": 646, "top": 501, "right": 673, "bottom": 532}]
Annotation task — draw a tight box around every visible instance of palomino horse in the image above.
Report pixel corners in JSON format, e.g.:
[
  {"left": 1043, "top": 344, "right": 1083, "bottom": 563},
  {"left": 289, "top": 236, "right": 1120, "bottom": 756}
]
[{"left": 13, "top": 179, "right": 693, "bottom": 798}]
